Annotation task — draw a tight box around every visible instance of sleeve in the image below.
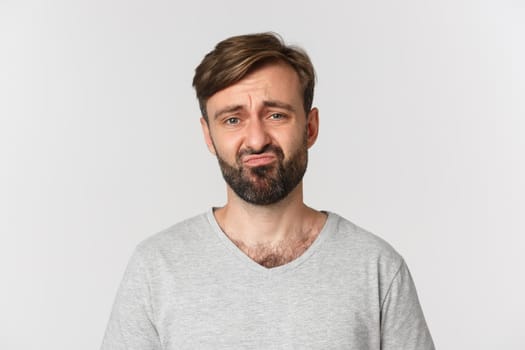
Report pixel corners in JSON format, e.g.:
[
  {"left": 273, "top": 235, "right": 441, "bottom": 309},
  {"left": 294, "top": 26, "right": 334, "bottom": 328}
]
[
  {"left": 100, "top": 247, "right": 162, "bottom": 350},
  {"left": 380, "top": 260, "right": 435, "bottom": 350}
]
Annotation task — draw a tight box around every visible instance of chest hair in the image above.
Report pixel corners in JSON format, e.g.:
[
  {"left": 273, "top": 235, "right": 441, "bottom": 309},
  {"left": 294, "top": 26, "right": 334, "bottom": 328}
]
[{"left": 231, "top": 229, "right": 320, "bottom": 268}]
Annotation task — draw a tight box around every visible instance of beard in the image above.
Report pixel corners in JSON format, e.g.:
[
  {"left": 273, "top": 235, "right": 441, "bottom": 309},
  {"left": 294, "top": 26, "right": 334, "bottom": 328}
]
[{"left": 215, "top": 134, "right": 308, "bottom": 206}]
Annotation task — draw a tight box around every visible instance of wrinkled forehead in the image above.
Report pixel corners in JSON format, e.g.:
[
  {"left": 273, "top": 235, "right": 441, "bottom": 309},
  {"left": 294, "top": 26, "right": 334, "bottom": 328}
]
[{"left": 206, "top": 62, "right": 304, "bottom": 117}]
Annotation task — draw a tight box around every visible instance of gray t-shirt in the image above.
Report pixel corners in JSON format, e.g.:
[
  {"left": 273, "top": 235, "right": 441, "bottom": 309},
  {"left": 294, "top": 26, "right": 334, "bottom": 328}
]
[{"left": 101, "top": 210, "right": 435, "bottom": 349}]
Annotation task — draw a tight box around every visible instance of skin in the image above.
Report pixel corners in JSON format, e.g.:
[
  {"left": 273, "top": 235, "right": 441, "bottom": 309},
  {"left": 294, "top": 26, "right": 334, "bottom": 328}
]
[{"left": 200, "top": 61, "right": 327, "bottom": 268}]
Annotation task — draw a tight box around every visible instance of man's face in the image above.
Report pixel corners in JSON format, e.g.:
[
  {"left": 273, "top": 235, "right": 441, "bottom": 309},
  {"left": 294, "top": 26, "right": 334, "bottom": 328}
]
[{"left": 201, "top": 62, "right": 319, "bottom": 205}]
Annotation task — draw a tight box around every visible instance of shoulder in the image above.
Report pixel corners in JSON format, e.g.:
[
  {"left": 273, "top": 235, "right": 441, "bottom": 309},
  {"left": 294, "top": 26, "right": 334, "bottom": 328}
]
[
  {"left": 323, "top": 213, "right": 409, "bottom": 303},
  {"left": 326, "top": 212, "right": 404, "bottom": 270},
  {"left": 131, "top": 211, "right": 213, "bottom": 264}
]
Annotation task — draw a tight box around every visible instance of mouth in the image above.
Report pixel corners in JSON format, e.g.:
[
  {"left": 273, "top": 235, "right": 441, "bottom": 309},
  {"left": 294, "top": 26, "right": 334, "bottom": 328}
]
[{"left": 242, "top": 153, "right": 277, "bottom": 167}]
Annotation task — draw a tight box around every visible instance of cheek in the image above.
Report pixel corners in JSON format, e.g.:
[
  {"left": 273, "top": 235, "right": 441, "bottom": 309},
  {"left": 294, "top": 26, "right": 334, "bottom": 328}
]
[
  {"left": 281, "top": 129, "right": 307, "bottom": 153},
  {"left": 211, "top": 134, "right": 241, "bottom": 161}
]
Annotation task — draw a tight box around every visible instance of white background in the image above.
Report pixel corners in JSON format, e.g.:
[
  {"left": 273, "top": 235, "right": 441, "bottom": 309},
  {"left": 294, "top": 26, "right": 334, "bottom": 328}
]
[{"left": 1, "top": 0, "right": 524, "bottom": 349}]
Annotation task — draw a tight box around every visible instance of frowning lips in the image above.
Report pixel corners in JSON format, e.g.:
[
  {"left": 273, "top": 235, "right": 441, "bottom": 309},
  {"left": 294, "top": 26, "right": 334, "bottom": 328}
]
[{"left": 241, "top": 153, "right": 277, "bottom": 167}]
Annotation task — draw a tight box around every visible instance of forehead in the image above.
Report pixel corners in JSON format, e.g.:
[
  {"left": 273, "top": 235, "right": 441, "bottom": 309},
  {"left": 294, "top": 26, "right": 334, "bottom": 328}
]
[{"left": 206, "top": 62, "right": 303, "bottom": 113}]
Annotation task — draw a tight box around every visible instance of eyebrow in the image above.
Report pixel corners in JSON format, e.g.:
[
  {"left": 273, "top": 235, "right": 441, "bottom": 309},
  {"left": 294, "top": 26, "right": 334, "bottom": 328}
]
[
  {"left": 213, "top": 100, "right": 296, "bottom": 120},
  {"left": 213, "top": 105, "right": 243, "bottom": 120},
  {"left": 263, "top": 100, "right": 296, "bottom": 113}
]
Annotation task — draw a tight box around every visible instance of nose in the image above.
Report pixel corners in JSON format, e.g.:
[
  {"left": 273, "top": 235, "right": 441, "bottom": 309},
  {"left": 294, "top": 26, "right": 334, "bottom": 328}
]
[{"left": 244, "top": 117, "right": 271, "bottom": 152}]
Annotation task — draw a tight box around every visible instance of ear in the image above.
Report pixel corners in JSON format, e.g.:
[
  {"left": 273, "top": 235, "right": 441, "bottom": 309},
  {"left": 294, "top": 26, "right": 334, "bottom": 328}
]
[
  {"left": 306, "top": 107, "right": 319, "bottom": 149},
  {"left": 200, "top": 117, "right": 216, "bottom": 155}
]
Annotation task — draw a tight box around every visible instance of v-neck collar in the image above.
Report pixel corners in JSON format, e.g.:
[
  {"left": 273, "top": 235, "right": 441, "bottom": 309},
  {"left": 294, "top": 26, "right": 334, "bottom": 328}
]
[{"left": 205, "top": 208, "right": 337, "bottom": 277}]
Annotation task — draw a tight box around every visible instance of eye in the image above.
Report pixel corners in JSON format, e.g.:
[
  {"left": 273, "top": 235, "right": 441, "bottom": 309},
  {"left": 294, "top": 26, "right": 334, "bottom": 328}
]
[
  {"left": 224, "top": 117, "right": 240, "bottom": 125},
  {"left": 269, "top": 113, "right": 285, "bottom": 120}
]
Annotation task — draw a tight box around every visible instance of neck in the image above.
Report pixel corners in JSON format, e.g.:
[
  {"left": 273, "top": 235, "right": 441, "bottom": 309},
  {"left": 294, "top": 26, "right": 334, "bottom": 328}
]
[{"left": 214, "top": 183, "right": 325, "bottom": 246}]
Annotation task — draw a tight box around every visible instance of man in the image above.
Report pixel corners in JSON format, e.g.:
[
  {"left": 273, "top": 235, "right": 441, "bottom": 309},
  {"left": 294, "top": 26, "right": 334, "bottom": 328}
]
[{"left": 101, "top": 33, "right": 435, "bottom": 349}]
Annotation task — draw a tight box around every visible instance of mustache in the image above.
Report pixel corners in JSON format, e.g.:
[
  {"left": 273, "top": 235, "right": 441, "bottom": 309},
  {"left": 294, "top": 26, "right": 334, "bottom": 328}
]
[{"left": 238, "top": 144, "right": 284, "bottom": 159}]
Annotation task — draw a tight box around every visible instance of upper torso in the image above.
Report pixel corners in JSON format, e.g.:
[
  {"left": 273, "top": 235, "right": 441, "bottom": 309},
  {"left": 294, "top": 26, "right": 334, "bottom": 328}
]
[{"left": 101, "top": 210, "right": 435, "bottom": 350}]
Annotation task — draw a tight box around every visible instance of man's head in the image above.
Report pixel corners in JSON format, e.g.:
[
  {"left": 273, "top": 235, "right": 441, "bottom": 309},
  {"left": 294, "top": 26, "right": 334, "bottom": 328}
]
[
  {"left": 193, "top": 33, "right": 319, "bottom": 206},
  {"left": 192, "top": 32, "right": 316, "bottom": 123}
]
